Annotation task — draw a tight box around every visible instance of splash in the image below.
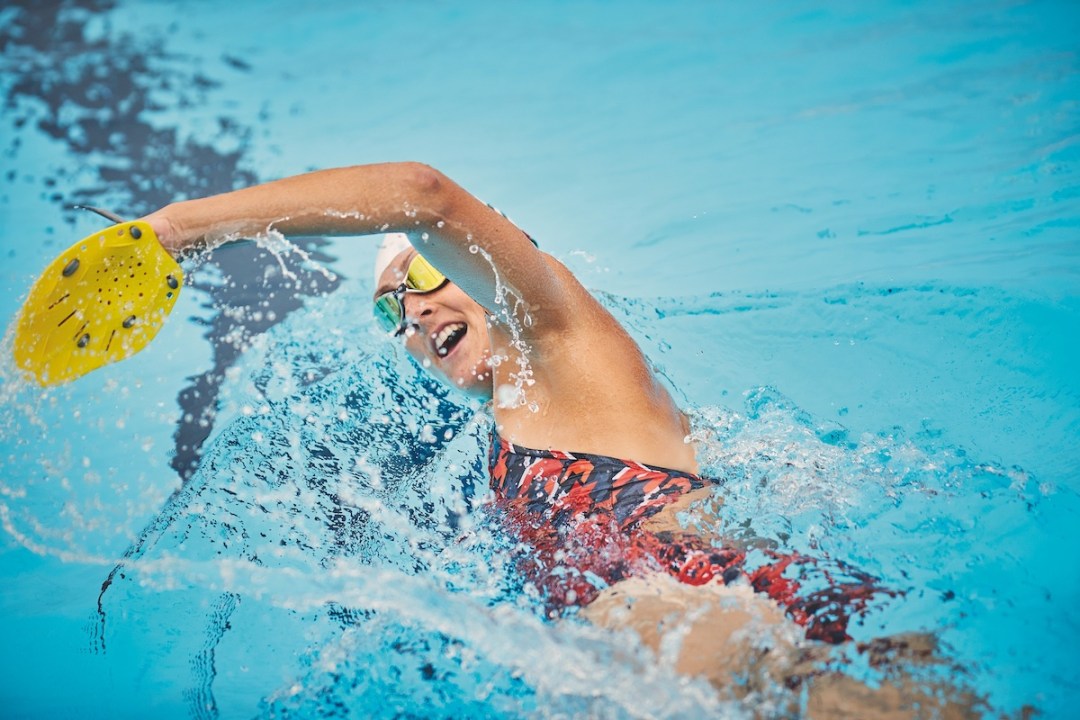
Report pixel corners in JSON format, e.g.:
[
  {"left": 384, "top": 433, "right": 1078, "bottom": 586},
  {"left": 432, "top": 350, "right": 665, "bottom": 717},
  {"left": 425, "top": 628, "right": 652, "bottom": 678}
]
[
  {"left": 1, "top": 262, "right": 1065, "bottom": 718},
  {"left": 468, "top": 242, "right": 538, "bottom": 412},
  {"left": 73, "top": 280, "right": 735, "bottom": 718}
]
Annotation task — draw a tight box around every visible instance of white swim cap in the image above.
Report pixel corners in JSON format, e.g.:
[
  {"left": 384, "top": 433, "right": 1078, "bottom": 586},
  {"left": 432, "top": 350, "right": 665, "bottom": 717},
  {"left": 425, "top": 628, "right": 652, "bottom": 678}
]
[{"left": 373, "top": 233, "right": 413, "bottom": 287}]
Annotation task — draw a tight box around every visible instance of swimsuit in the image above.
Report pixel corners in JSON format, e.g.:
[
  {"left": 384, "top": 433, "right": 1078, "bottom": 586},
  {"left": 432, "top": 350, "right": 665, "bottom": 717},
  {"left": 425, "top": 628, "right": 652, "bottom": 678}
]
[{"left": 489, "top": 434, "right": 893, "bottom": 644}]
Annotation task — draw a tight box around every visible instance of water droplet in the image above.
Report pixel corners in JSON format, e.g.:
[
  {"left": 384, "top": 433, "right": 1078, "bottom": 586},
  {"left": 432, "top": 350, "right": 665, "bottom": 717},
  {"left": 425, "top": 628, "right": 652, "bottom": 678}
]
[{"left": 495, "top": 384, "right": 520, "bottom": 408}]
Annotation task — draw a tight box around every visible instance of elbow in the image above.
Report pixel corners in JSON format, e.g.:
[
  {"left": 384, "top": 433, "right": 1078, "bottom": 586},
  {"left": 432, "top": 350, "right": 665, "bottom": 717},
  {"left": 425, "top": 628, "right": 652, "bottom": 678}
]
[
  {"left": 397, "top": 161, "right": 445, "bottom": 194},
  {"left": 394, "top": 161, "right": 456, "bottom": 219}
]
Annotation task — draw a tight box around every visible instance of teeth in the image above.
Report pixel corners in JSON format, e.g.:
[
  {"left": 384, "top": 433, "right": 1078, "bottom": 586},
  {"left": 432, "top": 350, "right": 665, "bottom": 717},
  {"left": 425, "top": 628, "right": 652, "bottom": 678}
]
[{"left": 434, "top": 323, "right": 465, "bottom": 355}]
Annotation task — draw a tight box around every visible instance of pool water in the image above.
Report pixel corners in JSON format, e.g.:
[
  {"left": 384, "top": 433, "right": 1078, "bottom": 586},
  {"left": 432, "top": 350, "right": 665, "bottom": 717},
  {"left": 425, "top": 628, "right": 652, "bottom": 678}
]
[{"left": 1, "top": 0, "right": 1077, "bottom": 717}]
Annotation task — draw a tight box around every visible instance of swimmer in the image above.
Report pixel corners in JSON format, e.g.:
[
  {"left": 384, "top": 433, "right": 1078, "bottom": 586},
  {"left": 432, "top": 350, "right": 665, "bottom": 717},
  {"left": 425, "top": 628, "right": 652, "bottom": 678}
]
[{"left": 139, "top": 162, "right": 981, "bottom": 717}]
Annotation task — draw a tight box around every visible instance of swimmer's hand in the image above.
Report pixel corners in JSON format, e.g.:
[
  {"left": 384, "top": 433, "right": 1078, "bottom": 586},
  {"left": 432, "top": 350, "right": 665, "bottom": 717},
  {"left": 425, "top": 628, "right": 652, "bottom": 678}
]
[{"left": 140, "top": 207, "right": 213, "bottom": 260}]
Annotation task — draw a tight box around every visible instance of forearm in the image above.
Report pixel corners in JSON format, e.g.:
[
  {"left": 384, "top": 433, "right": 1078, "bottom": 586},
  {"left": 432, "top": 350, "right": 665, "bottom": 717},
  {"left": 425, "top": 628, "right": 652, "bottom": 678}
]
[
  {"left": 142, "top": 162, "right": 449, "bottom": 256},
  {"left": 141, "top": 160, "right": 568, "bottom": 325}
]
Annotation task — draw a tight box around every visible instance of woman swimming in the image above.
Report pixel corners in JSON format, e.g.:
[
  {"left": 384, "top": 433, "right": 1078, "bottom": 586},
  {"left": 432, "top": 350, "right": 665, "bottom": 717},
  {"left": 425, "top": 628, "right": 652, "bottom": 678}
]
[{"left": 141, "top": 162, "right": 979, "bottom": 717}]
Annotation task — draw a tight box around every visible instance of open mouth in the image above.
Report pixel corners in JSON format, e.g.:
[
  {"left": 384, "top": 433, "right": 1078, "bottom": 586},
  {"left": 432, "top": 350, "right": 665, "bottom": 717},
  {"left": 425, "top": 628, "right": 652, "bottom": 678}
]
[{"left": 433, "top": 322, "right": 467, "bottom": 358}]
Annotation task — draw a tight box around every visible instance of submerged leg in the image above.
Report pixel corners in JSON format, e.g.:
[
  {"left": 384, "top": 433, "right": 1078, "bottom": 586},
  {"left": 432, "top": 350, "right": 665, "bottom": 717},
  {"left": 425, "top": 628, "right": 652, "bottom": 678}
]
[
  {"left": 580, "top": 573, "right": 805, "bottom": 710},
  {"left": 581, "top": 574, "right": 984, "bottom": 719}
]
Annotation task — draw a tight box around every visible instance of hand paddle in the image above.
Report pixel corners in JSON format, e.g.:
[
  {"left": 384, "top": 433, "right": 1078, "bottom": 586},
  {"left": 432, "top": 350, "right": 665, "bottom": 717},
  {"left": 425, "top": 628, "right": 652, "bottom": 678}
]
[{"left": 13, "top": 220, "right": 183, "bottom": 386}]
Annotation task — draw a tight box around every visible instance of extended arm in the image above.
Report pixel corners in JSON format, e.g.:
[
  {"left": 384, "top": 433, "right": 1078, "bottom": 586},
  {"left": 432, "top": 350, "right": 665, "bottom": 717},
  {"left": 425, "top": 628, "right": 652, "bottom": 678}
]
[{"left": 142, "top": 162, "right": 569, "bottom": 326}]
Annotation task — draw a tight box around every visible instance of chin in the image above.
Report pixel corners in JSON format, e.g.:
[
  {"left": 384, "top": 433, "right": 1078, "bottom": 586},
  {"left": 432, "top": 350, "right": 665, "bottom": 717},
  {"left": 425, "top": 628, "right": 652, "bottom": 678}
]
[
  {"left": 453, "top": 379, "right": 493, "bottom": 399},
  {"left": 446, "top": 354, "right": 494, "bottom": 399}
]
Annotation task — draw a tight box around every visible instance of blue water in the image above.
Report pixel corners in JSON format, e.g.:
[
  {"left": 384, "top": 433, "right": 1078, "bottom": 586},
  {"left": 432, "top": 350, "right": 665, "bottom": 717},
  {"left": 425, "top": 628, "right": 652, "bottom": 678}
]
[{"left": 1, "top": 0, "right": 1078, "bottom": 717}]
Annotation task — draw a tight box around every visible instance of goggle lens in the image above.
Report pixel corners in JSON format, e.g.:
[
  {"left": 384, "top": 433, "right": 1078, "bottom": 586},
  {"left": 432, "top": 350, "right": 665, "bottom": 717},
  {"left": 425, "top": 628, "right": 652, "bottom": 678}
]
[
  {"left": 373, "top": 293, "right": 403, "bottom": 333},
  {"left": 372, "top": 253, "right": 447, "bottom": 334}
]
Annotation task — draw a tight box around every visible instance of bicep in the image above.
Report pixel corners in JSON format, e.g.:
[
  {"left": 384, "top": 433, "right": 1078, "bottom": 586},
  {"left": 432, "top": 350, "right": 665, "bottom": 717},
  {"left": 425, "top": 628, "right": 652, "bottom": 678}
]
[{"left": 407, "top": 170, "right": 572, "bottom": 330}]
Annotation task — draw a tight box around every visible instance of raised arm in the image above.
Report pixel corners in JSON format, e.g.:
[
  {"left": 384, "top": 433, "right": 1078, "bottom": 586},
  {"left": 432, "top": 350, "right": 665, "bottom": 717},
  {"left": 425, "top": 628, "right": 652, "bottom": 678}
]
[{"left": 142, "top": 162, "right": 569, "bottom": 328}]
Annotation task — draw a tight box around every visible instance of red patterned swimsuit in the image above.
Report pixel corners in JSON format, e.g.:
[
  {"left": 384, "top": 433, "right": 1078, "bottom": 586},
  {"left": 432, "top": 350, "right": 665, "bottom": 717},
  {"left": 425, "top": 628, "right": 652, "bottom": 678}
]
[{"left": 489, "top": 434, "right": 891, "bottom": 644}]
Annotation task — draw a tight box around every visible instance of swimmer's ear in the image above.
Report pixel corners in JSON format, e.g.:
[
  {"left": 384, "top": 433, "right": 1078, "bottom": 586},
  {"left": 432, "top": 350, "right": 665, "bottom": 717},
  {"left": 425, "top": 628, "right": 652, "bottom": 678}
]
[{"left": 13, "top": 220, "right": 183, "bottom": 386}]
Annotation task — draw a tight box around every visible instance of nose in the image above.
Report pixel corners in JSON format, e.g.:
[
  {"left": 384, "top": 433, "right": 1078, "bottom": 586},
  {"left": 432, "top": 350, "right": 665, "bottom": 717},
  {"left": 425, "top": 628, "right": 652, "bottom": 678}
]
[{"left": 402, "top": 294, "right": 435, "bottom": 325}]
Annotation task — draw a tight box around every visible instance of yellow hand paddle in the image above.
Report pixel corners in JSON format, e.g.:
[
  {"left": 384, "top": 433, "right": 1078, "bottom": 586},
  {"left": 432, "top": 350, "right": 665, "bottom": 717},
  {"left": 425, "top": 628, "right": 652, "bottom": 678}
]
[{"left": 13, "top": 219, "right": 183, "bottom": 386}]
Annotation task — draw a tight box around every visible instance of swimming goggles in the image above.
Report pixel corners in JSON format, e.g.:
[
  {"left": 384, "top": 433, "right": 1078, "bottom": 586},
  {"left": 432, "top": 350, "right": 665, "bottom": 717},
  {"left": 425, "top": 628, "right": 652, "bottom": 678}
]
[{"left": 373, "top": 252, "right": 448, "bottom": 335}]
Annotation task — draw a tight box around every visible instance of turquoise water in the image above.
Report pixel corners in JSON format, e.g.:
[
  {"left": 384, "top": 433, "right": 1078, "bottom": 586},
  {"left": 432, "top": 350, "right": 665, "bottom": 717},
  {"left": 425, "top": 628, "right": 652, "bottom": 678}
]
[{"left": 1, "top": 0, "right": 1078, "bottom": 717}]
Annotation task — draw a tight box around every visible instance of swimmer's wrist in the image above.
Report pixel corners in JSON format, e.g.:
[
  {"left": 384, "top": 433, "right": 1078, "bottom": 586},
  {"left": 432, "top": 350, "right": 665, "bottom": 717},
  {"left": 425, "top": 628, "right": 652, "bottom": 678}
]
[{"left": 141, "top": 204, "right": 194, "bottom": 258}]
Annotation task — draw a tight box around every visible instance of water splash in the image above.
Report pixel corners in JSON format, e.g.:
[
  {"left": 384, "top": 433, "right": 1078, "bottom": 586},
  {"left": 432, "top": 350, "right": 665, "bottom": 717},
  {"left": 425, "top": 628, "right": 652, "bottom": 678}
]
[
  {"left": 468, "top": 242, "right": 538, "bottom": 412},
  {"left": 1, "top": 273, "right": 1068, "bottom": 717}
]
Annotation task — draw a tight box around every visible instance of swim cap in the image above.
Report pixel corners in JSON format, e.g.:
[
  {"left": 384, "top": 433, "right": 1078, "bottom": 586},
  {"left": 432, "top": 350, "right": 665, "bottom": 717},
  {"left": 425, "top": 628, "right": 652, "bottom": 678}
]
[{"left": 373, "top": 232, "right": 413, "bottom": 287}]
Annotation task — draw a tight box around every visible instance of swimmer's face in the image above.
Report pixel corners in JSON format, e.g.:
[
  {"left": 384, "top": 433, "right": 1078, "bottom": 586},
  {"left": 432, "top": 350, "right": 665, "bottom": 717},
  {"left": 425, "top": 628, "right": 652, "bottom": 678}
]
[{"left": 375, "top": 250, "right": 494, "bottom": 398}]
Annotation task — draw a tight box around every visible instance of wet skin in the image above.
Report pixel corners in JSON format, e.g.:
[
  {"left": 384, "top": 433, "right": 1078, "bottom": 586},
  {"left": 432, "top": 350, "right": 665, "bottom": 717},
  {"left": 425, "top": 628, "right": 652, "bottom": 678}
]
[{"left": 374, "top": 247, "right": 699, "bottom": 474}]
